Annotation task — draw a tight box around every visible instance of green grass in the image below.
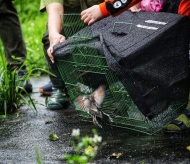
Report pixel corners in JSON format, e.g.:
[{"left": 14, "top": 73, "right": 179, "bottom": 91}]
[
  {"left": 0, "top": 0, "right": 51, "bottom": 114},
  {"left": 0, "top": 48, "right": 37, "bottom": 115},
  {"left": 21, "top": 13, "right": 47, "bottom": 75},
  {"left": 15, "top": 0, "right": 48, "bottom": 75}
]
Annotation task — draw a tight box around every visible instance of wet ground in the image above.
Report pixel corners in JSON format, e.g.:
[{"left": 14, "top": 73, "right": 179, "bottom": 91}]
[{"left": 0, "top": 75, "right": 190, "bottom": 164}]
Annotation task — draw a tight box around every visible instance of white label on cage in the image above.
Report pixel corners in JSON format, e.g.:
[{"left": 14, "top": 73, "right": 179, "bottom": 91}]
[
  {"left": 136, "top": 24, "right": 158, "bottom": 30},
  {"left": 145, "top": 20, "right": 167, "bottom": 25}
]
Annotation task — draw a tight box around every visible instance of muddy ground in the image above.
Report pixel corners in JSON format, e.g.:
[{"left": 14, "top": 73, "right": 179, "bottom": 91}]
[{"left": 0, "top": 75, "right": 190, "bottom": 164}]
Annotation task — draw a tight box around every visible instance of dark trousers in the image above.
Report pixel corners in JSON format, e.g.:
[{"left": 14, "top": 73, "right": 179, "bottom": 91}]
[
  {"left": 0, "top": 0, "right": 26, "bottom": 70},
  {"left": 42, "top": 30, "right": 66, "bottom": 89}
]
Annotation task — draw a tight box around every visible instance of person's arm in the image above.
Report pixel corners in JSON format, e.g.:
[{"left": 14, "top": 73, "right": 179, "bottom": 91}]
[
  {"left": 46, "top": 3, "right": 65, "bottom": 63},
  {"left": 178, "top": 0, "right": 190, "bottom": 19},
  {"left": 81, "top": 0, "right": 141, "bottom": 25}
]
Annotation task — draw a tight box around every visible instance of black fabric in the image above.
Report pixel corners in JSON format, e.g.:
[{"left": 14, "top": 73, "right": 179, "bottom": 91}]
[
  {"left": 42, "top": 30, "right": 66, "bottom": 89},
  {"left": 183, "top": 109, "right": 190, "bottom": 118},
  {"left": 170, "top": 120, "right": 188, "bottom": 130},
  {"left": 54, "top": 11, "right": 190, "bottom": 119},
  {"left": 161, "top": 0, "right": 181, "bottom": 13},
  {"left": 105, "top": 0, "right": 132, "bottom": 15}
]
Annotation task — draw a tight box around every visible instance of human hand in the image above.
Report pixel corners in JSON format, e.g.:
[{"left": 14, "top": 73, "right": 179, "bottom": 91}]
[
  {"left": 128, "top": 5, "right": 140, "bottom": 13},
  {"left": 81, "top": 5, "right": 103, "bottom": 25},
  {"left": 47, "top": 33, "right": 66, "bottom": 63}
]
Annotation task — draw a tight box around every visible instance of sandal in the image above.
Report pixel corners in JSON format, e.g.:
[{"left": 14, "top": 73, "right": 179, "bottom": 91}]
[{"left": 163, "top": 109, "right": 190, "bottom": 134}]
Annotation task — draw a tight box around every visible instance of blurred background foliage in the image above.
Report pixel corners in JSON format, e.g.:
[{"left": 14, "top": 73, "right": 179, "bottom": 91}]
[
  {"left": 14, "top": 0, "right": 42, "bottom": 22},
  {"left": 0, "top": 0, "right": 48, "bottom": 75}
]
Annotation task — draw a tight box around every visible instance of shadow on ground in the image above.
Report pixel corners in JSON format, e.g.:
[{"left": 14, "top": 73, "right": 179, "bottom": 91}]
[{"left": 0, "top": 75, "right": 190, "bottom": 164}]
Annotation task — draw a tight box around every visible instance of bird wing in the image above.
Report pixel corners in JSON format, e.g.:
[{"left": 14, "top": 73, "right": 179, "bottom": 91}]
[
  {"left": 89, "top": 85, "right": 106, "bottom": 108},
  {"left": 76, "top": 85, "right": 112, "bottom": 127}
]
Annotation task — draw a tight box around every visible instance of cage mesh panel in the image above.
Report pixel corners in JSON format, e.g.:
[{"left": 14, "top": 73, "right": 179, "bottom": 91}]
[
  {"left": 62, "top": 14, "right": 86, "bottom": 38},
  {"left": 55, "top": 13, "right": 189, "bottom": 134}
]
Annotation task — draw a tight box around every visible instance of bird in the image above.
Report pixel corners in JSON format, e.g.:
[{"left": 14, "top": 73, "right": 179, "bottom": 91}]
[
  {"left": 76, "top": 95, "right": 91, "bottom": 113},
  {"left": 76, "top": 85, "right": 113, "bottom": 128},
  {"left": 89, "top": 85, "right": 106, "bottom": 108}
]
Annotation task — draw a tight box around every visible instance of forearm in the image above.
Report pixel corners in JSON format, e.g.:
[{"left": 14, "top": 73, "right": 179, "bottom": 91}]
[
  {"left": 45, "top": 2, "right": 65, "bottom": 63},
  {"left": 46, "top": 3, "right": 64, "bottom": 38},
  {"left": 81, "top": 0, "right": 141, "bottom": 25}
]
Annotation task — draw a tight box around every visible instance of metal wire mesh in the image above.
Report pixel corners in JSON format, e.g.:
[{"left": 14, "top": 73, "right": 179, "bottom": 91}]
[
  {"left": 61, "top": 14, "right": 86, "bottom": 38},
  {"left": 56, "top": 14, "right": 186, "bottom": 135}
]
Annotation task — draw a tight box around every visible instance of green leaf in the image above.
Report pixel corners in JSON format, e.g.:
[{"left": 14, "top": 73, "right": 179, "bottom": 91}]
[
  {"left": 49, "top": 133, "right": 59, "bottom": 141},
  {"left": 63, "top": 155, "right": 88, "bottom": 164},
  {"left": 0, "top": 115, "right": 6, "bottom": 119}
]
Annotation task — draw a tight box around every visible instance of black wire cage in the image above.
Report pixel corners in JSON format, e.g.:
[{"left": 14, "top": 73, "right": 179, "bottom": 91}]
[{"left": 55, "top": 12, "right": 190, "bottom": 134}]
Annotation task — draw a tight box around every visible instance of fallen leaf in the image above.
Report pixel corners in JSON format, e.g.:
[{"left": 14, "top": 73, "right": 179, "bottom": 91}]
[
  {"left": 109, "top": 152, "right": 123, "bottom": 159},
  {"left": 49, "top": 133, "right": 59, "bottom": 141},
  {"left": 186, "top": 145, "right": 190, "bottom": 151}
]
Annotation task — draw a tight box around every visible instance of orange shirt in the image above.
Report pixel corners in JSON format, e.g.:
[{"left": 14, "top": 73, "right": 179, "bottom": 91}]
[
  {"left": 99, "top": 0, "right": 141, "bottom": 16},
  {"left": 178, "top": 0, "right": 190, "bottom": 19}
]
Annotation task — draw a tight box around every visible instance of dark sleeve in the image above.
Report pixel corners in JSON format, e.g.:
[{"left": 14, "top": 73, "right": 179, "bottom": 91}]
[{"left": 105, "top": 0, "right": 133, "bottom": 15}]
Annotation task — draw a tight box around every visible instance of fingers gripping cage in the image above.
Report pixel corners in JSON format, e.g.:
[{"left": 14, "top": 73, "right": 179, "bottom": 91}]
[{"left": 56, "top": 14, "right": 186, "bottom": 135}]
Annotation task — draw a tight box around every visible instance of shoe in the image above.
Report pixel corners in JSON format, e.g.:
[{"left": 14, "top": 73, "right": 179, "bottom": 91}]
[
  {"left": 163, "top": 109, "right": 190, "bottom": 134},
  {"left": 17, "top": 69, "right": 33, "bottom": 93},
  {"left": 47, "top": 89, "right": 70, "bottom": 110},
  {"left": 39, "top": 82, "right": 53, "bottom": 96}
]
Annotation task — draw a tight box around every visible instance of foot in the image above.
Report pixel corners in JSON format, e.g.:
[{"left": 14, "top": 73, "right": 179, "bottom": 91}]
[
  {"left": 163, "top": 109, "right": 190, "bottom": 134},
  {"left": 39, "top": 81, "right": 53, "bottom": 96},
  {"left": 47, "top": 89, "right": 70, "bottom": 110},
  {"left": 17, "top": 69, "right": 33, "bottom": 93}
]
